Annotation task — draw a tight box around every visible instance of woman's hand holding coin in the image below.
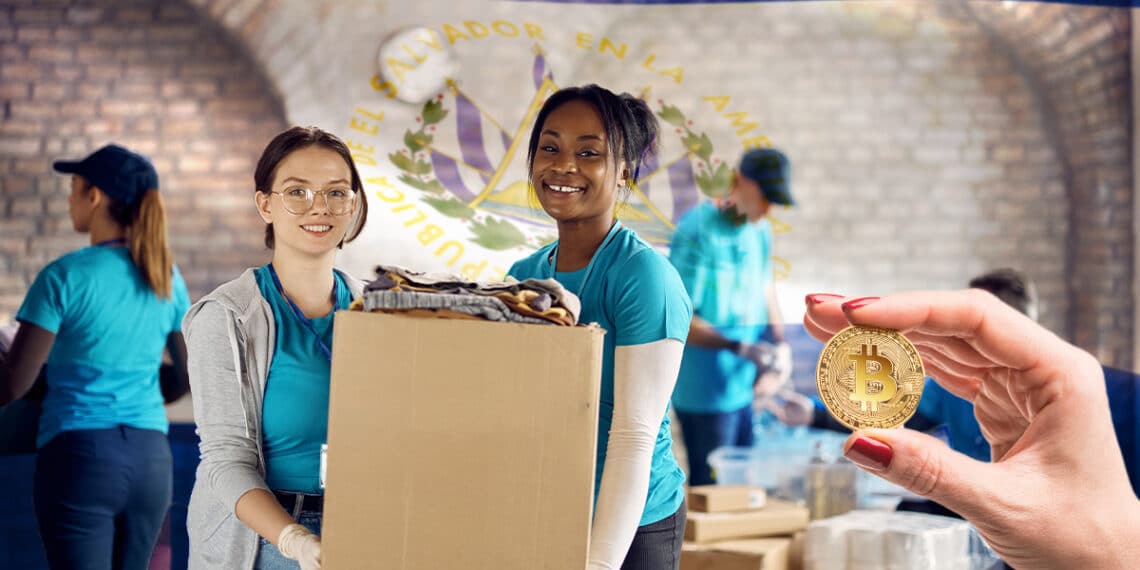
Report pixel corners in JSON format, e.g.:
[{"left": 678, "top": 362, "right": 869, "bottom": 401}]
[{"left": 805, "top": 290, "right": 1140, "bottom": 570}]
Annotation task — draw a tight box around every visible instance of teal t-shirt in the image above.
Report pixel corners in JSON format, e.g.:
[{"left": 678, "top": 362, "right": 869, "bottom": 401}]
[
  {"left": 16, "top": 245, "right": 190, "bottom": 447},
  {"left": 669, "top": 202, "right": 774, "bottom": 413},
  {"left": 509, "top": 222, "right": 693, "bottom": 526},
  {"left": 256, "top": 265, "right": 353, "bottom": 493}
]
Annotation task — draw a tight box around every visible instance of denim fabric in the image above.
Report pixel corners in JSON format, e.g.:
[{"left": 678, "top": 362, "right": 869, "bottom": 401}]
[
  {"left": 34, "top": 426, "right": 172, "bottom": 570},
  {"left": 253, "top": 511, "right": 321, "bottom": 570}
]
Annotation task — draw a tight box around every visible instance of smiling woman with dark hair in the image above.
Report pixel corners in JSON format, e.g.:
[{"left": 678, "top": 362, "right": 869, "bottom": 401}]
[{"left": 509, "top": 85, "right": 693, "bottom": 570}]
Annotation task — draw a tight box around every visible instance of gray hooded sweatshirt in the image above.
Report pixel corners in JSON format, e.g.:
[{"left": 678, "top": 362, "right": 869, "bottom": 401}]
[{"left": 182, "top": 268, "right": 363, "bottom": 569}]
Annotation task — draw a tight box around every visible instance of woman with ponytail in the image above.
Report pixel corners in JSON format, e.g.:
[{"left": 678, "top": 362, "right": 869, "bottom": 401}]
[{"left": 0, "top": 144, "right": 190, "bottom": 569}]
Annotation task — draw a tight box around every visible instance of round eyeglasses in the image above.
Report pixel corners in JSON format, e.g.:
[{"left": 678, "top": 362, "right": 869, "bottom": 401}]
[{"left": 271, "top": 187, "right": 357, "bottom": 216}]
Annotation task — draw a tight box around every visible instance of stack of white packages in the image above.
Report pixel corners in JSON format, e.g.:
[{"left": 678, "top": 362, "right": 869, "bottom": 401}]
[{"left": 804, "top": 510, "right": 999, "bottom": 570}]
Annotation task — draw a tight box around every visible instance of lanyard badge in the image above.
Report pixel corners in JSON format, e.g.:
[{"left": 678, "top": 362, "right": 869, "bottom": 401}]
[{"left": 267, "top": 264, "right": 345, "bottom": 362}]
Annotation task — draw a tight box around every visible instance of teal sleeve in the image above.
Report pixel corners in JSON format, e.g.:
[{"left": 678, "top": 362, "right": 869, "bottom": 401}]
[
  {"left": 506, "top": 260, "right": 524, "bottom": 281},
  {"left": 612, "top": 250, "right": 693, "bottom": 346},
  {"left": 760, "top": 221, "right": 775, "bottom": 285},
  {"left": 16, "top": 262, "right": 66, "bottom": 334},
  {"left": 668, "top": 219, "right": 706, "bottom": 312},
  {"left": 171, "top": 266, "right": 191, "bottom": 333}
]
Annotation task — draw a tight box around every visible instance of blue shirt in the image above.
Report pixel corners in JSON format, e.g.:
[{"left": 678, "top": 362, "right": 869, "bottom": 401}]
[
  {"left": 510, "top": 222, "right": 693, "bottom": 526},
  {"left": 16, "top": 245, "right": 190, "bottom": 447},
  {"left": 669, "top": 202, "right": 774, "bottom": 413},
  {"left": 921, "top": 368, "right": 1140, "bottom": 471},
  {"left": 1104, "top": 366, "right": 1138, "bottom": 495},
  {"left": 256, "top": 265, "right": 353, "bottom": 493},
  {"left": 915, "top": 379, "right": 989, "bottom": 462}
]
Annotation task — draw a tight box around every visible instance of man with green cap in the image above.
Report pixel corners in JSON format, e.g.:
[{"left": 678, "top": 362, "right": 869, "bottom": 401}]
[{"left": 668, "top": 147, "right": 795, "bottom": 485}]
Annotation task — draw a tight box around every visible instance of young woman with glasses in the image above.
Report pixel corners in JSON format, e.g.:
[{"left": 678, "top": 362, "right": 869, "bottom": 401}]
[{"left": 182, "top": 126, "right": 368, "bottom": 570}]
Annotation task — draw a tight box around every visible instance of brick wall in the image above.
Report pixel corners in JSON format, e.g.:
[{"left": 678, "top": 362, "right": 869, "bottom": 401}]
[
  {"left": 969, "top": 1, "right": 1133, "bottom": 369},
  {"left": 3, "top": 0, "right": 1133, "bottom": 368},
  {"left": 0, "top": 0, "right": 287, "bottom": 317}
]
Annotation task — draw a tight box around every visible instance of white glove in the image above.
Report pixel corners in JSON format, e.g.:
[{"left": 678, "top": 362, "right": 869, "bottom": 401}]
[
  {"left": 761, "top": 390, "right": 815, "bottom": 426},
  {"left": 734, "top": 341, "right": 775, "bottom": 370},
  {"left": 753, "top": 370, "right": 786, "bottom": 399},
  {"left": 278, "top": 523, "right": 322, "bottom": 569}
]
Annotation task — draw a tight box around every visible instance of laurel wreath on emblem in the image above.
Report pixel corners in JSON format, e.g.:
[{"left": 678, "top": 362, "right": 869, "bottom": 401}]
[
  {"left": 655, "top": 102, "right": 732, "bottom": 198},
  {"left": 387, "top": 97, "right": 731, "bottom": 252},
  {"left": 388, "top": 96, "right": 532, "bottom": 251}
]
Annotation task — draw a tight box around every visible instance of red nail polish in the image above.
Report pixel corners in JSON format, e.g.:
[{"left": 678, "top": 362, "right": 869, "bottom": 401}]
[
  {"left": 845, "top": 436, "right": 893, "bottom": 472},
  {"left": 805, "top": 293, "right": 844, "bottom": 305},
  {"left": 842, "top": 296, "right": 880, "bottom": 311}
]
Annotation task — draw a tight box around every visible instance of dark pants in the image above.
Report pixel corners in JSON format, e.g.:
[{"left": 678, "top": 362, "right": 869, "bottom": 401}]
[
  {"left": 34, "top": 426, "right": 172, "bottom": 570},
  {"left": 675, "top": 406, "right": 755, "bottom": 486},
  {"left": 620, "top": 500, "right": 686, "bottom": 570}
]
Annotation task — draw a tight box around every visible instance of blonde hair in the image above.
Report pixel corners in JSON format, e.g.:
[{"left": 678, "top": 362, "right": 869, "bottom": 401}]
[{"left": 107, "top": 188, "right": 173, "bottom": 298}]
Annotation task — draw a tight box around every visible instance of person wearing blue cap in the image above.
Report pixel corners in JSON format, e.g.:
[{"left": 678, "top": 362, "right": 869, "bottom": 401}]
[
  {"left": 0, "top": 144, "right": 191, "bottom": 568},
  {"left": 668, "top": 147, "right": 795, "bottom": 485}
]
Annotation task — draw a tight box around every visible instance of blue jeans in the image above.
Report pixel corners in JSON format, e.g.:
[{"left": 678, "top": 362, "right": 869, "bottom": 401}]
[
  {"left": 34, "top": 426, "right": 172, "bottom": 570},
  {"left": 675, "top": 406, "right": 754, "bottom": 486},
  {"left": 254, "top": 511, "right": 322, "bottom": 570}
]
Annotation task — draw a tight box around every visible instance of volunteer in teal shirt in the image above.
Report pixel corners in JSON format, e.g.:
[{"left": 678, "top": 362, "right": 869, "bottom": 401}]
[
  {"left": 19, "top": 246, "right": 190, "bottom": 447},
  {"left": 1, "top": 144, "right": 190, "bottom": 569},
  {"left": 256, "top": 264, "right": 353, "bottom": 493},
  {"left": 668, "top": 148, "right": 796, "bottom": 486},
  {"left": 511, "top": 85, "right": 693, "bottom": 569},
  {"left": 670, "top": 201, "right": 773, "bottom": 414},
  {"left": 510, "top": 221, "right": 692, "bottom": 525}
]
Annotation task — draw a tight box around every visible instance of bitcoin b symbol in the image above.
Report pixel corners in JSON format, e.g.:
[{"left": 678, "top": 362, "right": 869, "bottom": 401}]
[{"left": 848, "top": 344, "right": 898, "bottom": 412}]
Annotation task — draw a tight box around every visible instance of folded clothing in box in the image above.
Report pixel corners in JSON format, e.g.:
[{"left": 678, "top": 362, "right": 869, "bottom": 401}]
[
  {"left": 355, "top": 264, "right": 580, "bottom": 325},
  {"left": 686, "top": 499, "right": 809, "bottom": 543}
]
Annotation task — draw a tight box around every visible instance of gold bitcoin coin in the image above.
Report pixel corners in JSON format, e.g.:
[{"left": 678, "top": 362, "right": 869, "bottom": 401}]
[{"left": 815, "top": 325, "right": 925, "bottom": 430}]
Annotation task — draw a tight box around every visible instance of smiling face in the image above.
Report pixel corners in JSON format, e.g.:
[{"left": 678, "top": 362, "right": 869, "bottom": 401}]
[
  {"left": 255, "top": 145, "right": 358, "bottom": 258},
  {"left": 530, "top": 99, "right": 627, "bottom": 228}
]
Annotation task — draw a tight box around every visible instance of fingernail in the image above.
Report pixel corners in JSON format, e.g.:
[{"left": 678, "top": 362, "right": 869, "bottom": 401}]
[
  {"left": 842, "top": 296, "right": 880, "bottom": 311},
  {"left": 845, "top": 436, "right": 893, "bottom": 472},
  {"left": 805, "top": 293, "right": 844, "bottom": 305}
]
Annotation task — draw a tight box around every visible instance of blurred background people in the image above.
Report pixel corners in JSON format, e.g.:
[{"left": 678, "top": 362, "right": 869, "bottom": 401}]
[
  {"left": 0, "top": 144, "right": 190, "bottom": 569},
  {"left": 669, "top": 148, "right": 794, "bottom": 485}
]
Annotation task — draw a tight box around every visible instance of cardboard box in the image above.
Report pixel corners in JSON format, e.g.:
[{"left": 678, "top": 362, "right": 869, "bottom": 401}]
[
  {"left": 688, "top": 485, "right": 767, "bottom": 513},
  {"left": 686, "top": 500, "right": 810, "bottom": 544},
  {"left": 787, "top": 531, "right": 804, "bottom": 570},
  {"left": 680, "top": 538, "right": 791, "bottom": 570},
  {"left": 322, "top": 312, "right": 605, "bottom": 569}
]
